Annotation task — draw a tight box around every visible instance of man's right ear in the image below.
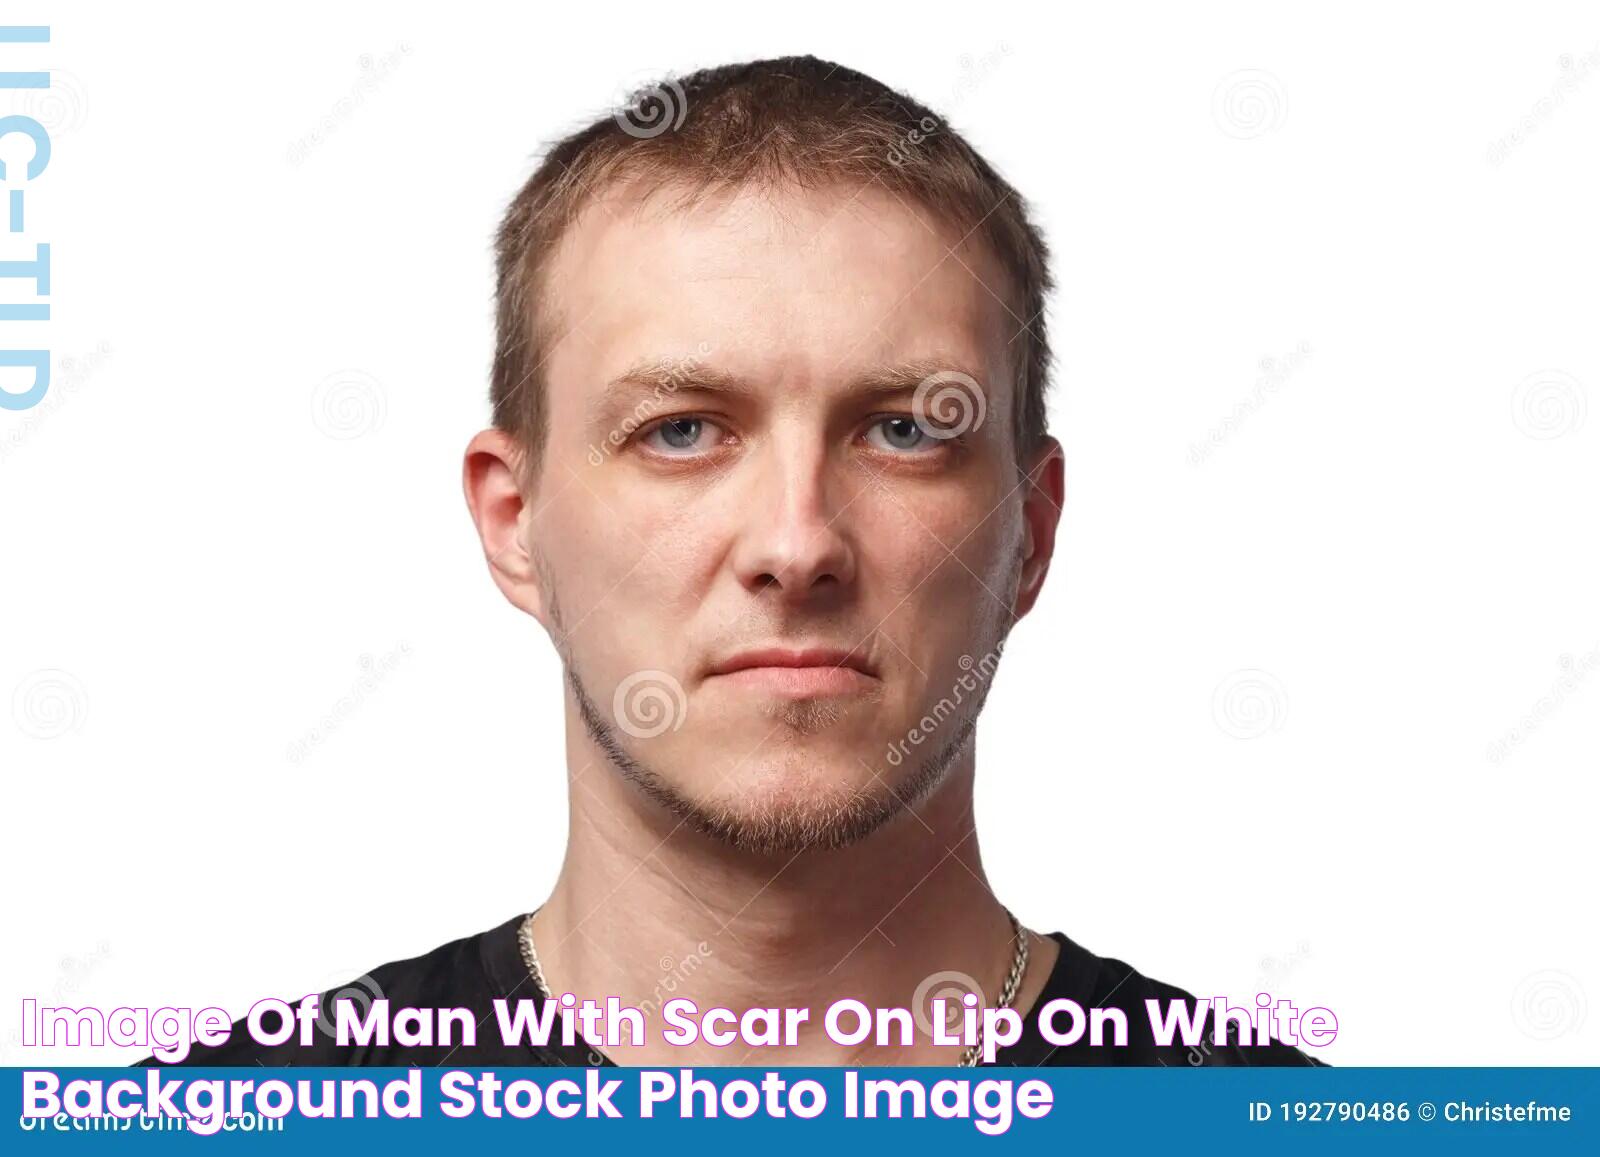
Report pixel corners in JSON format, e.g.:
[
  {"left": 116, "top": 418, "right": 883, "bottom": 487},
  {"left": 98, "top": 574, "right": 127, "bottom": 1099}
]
[{"left": 462, "top": 428, "right": 549, "bottom": 625}]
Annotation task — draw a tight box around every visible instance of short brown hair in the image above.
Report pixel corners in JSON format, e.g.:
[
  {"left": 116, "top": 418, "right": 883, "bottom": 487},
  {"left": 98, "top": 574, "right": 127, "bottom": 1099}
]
[{"left": 490, "top": 55, "right": 1053, "bottom": 478}]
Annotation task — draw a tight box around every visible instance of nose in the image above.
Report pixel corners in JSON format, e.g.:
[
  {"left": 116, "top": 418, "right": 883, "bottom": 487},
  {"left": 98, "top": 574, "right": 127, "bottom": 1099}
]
[{"left": 730, "top": 438, "right": 857, "bottom": 600}]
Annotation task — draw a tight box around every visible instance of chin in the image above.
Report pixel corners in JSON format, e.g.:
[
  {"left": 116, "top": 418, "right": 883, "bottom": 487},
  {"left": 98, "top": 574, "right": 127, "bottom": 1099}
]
[
  {"left": 680, "top": 772, "right": 911, "bottom": 854},
  {"left": 652, "top": 739, "right": 956, "bottom": 856},
  {"left": 654, "top": 739, "right": 865, "bottom": 801},
  {"left": 570, "top": 661, "right": 960, "bottom": 852}
]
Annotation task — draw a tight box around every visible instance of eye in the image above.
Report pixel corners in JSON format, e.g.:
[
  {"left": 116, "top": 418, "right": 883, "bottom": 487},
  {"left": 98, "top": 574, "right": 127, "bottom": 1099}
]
[
  {"left": 864, "top": 415, "right": 938, "bottom": 453},
  {"left": 639, "top": 416, "right": 725, "bottom": 456}
]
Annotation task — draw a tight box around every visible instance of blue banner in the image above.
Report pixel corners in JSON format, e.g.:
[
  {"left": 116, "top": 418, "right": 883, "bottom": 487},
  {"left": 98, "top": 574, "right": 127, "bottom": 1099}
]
[{"left": 5, "top": 1067, "right": 1596, "bottom": 1153}]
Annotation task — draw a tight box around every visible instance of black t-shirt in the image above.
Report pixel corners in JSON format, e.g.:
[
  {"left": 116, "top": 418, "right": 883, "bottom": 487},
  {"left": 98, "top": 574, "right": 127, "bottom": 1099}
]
[{"left": 139, "top": 913, "right": 1326, "bottom": 1068}]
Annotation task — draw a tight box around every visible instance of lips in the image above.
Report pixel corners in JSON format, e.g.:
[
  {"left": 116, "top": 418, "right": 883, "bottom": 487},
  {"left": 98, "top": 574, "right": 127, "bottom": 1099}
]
[
  {"left": 707, "top": 646, "right": 877, "bottom": 678},
  {"left": 704, "top": 646, "right": 879, "bottom": 698}
]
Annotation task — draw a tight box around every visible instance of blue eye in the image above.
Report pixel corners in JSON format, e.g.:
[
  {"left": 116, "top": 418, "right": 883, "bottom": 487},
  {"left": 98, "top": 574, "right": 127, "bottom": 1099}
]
[
  {"left": 642, "top": 416, "right": 722, "bottom": 455},
  {"left": 866, "top": 416, "right": 933, "bottom": 452}
]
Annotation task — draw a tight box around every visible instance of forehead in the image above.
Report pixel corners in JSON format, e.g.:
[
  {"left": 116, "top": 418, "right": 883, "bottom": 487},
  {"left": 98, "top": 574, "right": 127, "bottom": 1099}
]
[{"left": 538, "top": 177, "right": 1019, "bottom": 414}]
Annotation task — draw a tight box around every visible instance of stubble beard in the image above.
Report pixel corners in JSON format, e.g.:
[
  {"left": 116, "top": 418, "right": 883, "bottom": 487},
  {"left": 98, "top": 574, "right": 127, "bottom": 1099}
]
[
  {"left": 567, "top": 661, "right": 982, "bottom": 855},
  {"left": 538, "top": 546, "right": 1014, "bottom": 856}
]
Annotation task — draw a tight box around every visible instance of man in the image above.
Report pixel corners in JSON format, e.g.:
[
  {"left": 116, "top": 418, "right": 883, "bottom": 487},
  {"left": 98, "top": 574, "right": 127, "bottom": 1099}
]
[{"left": 145, "top": 55, "right": 1320, "bottom": 1068}]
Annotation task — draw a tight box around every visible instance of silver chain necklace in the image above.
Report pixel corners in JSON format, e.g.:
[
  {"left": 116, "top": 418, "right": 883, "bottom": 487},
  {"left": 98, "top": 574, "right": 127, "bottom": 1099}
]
[{"left": 517, "top": 906, "right": 1029, "bottom": 1068}]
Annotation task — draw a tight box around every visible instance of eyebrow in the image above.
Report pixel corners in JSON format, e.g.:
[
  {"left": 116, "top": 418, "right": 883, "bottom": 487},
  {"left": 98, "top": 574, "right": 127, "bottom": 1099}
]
[{"left": 590, "top": 356, "right": 988, "bottom": 422}]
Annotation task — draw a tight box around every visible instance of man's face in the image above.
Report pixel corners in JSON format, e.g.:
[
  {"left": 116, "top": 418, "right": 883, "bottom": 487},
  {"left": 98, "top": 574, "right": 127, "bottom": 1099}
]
[{"left": 508, "top": 178, "right": 1051, "bottom": 852}]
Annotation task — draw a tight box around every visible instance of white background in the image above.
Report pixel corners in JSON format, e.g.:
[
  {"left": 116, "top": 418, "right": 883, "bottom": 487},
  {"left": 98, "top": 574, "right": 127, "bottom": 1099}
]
[{"left": 2, "top": 1, "right": 1596, "bottom": 1066}]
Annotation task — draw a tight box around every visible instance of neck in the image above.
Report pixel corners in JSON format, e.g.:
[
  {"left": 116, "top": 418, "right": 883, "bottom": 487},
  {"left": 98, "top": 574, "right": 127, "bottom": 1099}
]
[{"left": 531, "top": 715, "right": 1047, "bottom": 1065}]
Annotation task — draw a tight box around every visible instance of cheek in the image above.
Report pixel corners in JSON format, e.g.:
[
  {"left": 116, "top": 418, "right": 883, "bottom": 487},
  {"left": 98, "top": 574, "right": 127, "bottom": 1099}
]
[
  {"left": 861, "top": 479, "right": 1009, "bottom": 592},
  {"left": 541, "top": 487, "right": 714, "bottom": 642}
]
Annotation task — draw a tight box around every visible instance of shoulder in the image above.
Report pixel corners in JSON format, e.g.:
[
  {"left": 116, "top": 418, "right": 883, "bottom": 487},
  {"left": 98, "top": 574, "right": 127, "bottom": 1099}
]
[
  {"left": 137, "top": 914, "right": 528, "bottom": 1067},
  {"left": 1028, "top": 933, "right": 1329, "bottom": 1067}
]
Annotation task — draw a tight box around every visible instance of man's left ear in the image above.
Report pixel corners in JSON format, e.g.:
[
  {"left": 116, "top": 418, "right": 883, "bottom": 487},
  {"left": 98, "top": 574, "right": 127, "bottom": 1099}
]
[{"left": 1013, "top": 435, "right": 1064, "bottom": 620}]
